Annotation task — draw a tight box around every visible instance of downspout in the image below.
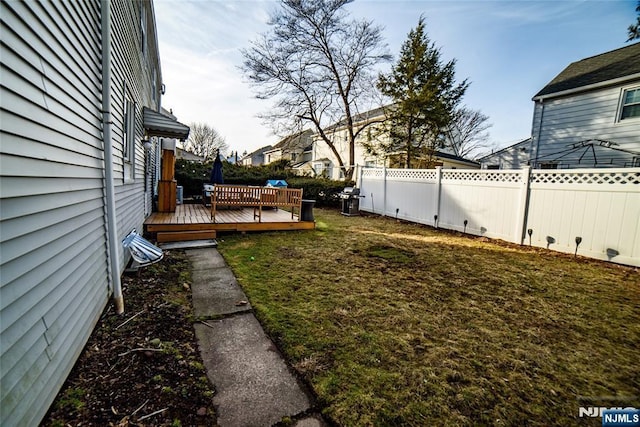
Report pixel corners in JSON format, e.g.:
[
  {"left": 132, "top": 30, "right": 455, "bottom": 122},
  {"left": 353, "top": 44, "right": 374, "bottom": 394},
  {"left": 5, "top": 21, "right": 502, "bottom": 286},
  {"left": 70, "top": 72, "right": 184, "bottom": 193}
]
[{"left": 101, "top": 0, "right": 124, "bottom": 314}]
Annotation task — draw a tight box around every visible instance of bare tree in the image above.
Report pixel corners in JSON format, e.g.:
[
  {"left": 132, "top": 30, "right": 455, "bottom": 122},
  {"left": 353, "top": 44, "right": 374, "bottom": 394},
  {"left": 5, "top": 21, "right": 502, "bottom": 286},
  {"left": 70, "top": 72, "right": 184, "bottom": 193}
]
[
  {"left": 447, "top": 107, "right": 493, "bottom": 160},
  {"left": 184, "top": 122, "right": 228, "bottom": 161},
  {"left": 241, "top": 0, "right": 390, "bottom": 181}
]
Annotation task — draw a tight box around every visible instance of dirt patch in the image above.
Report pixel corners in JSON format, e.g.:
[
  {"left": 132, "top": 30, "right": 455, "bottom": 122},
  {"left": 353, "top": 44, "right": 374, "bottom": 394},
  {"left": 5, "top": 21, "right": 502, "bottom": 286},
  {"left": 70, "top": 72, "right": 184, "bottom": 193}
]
[{"left": 41, "top": 250, "right": 217, "bottom": 427}]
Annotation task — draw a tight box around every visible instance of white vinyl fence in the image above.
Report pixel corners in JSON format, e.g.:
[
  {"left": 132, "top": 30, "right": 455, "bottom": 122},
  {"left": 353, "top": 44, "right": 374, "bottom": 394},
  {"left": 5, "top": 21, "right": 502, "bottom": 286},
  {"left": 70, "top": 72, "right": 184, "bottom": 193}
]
[{"left": 358, "top": 167, "right": 640, "bottom": 267}]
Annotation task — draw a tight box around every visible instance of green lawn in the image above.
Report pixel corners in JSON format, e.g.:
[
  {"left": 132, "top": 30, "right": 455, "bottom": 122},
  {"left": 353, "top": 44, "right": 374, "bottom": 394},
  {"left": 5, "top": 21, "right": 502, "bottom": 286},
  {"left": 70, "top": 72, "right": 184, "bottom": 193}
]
[{"left": 217, "top": 209, "right": 639, "bottom": 426}]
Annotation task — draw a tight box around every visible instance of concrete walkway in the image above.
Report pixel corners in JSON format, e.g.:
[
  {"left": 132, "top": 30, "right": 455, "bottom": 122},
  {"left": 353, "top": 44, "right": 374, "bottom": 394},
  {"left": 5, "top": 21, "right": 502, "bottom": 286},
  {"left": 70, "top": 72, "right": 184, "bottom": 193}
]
[{"left": 187, "top": 248, "right": 325, "bottom": 427}]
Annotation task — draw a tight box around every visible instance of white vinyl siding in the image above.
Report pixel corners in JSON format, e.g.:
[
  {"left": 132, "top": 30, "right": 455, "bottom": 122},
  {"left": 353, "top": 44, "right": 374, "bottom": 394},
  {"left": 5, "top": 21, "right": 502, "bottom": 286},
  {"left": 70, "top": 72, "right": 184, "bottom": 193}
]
[
  {"left": 531, "top": 83, "right": 640, "bottom": 168},
  {"left": 479, "top": 139, "right": 531, "bottom": 170},
  {"left": 0, "top": 1, "right": 108, "bottom": 426}
]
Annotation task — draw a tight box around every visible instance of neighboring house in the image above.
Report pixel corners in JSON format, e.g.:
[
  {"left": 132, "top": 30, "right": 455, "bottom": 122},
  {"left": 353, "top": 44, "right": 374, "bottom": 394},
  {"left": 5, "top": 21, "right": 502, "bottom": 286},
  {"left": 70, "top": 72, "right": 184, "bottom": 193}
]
[
  {"left": 291, "top": 144, "right": 314, "bottom": 176},
  {"left": 176, "top": 147, "right": 205, "bottom": 163},
  {"left": 385, "top": 150, "right": 480, "bottom": 169},
  {"left": 226, "top": 151, "right": 240, "bottom": 164},
  {"left": 530, "top": 43, "right": 640, "bottom": 169},
  {"left": 263, "top": 129, "right": 314, "bottom": 165},
  {"left": 480, "top": 43, "right": 640, "bottom": 170},
  {"left": 478, "top": 138, "right": 532, "bottom": 169},
  {"left": 311, "top": 106, "right": 478, "bottom": 180},
  {"left": 0, "top": 1, "right": 188, "bottom": 425},
  {"left": 239, "top": 145, "right": 273, "bottom": 167}
]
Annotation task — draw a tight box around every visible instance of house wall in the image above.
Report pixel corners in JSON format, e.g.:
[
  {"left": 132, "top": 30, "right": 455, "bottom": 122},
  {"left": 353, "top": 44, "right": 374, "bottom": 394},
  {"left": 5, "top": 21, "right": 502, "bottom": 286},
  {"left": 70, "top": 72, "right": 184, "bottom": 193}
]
[
  {"left": 0, "top": 1, "right": 162, "bottom": 425},
  {"left": 242, "top": 151, "right": 267, "bottom": 167},
  {"left": 110, "top": 0, "right": 162, "bottom": 241},
  {"left": 479, "top": 140, "right": 531, "bottom": 169},
  {"left": 0, "top": 2, "right": 108, "bottom": 425},
  {"left": 312, "top": 113, "right": 479, "bottom": 179},
  {"left": 312, "top": 126, "right": 386, "bottom": 179},
  {"left": 531, "top": 82, "right": 640, "bottom": 168},
  {"left": 264, "top": 149, "right": 282, "bottom": 165}
]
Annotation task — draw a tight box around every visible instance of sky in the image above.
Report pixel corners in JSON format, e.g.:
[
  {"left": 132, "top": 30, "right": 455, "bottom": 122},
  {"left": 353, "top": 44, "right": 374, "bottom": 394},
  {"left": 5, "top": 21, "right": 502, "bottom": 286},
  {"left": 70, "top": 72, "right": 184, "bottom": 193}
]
[{"left": 153, "top": 0, "right": 636, "bottom": 156}]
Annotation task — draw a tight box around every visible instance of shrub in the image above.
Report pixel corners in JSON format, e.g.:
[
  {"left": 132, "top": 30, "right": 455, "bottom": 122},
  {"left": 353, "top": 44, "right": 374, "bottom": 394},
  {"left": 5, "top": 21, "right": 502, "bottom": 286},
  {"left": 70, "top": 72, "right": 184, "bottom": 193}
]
[
  {"left": 174, "top": 159, "right": 352, "bottom": 208},
  {"left": 287, "top": 177, "right": 353, "bottom": 208}
]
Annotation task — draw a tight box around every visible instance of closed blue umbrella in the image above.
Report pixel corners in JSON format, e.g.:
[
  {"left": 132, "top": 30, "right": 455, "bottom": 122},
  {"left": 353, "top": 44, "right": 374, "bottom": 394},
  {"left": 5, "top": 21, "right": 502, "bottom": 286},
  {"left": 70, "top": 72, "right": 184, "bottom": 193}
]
[{"left": 210, "top": 151, "right": 224, "bottom": 184}]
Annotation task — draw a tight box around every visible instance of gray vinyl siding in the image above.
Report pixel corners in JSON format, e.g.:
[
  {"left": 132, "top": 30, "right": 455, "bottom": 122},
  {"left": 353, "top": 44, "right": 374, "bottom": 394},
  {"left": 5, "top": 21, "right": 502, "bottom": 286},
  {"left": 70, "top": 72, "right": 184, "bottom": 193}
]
[
  {"left": 110, "top": 0, "right": 160, "bottom": 245},
  {"left": 531, "top": 82, "right": 640, "bottom": 168},
  {"left": 1, "top": 1, "right": 163, "bottom": 425},
  {"left": 0, "top": 1, "right": 108, "bottom": 425}
]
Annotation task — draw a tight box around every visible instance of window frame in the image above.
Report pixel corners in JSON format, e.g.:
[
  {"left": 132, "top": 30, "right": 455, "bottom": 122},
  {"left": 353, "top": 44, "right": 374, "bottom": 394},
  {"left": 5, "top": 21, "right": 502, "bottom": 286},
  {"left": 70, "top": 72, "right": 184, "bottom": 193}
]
[
  {"left": 140, "top": 2, "right": 147, "bottom": 58},
  {"left": 618, "top": 86, "right": 640, "bottom": 121},
  {"left": 123, "top": 85, "right": 136, "bottom": 183}
]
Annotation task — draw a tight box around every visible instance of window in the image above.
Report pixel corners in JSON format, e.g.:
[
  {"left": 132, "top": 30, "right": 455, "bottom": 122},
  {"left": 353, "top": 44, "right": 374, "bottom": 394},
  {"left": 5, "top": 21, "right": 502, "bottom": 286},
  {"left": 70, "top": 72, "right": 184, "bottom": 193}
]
[
  {"left": 140, "top": 4, "right": 147, "bottom": 57},
  {"left": 152, "top": 68, "right": 157, "bottom": 105},
  {"left": 123, "top": 93, "right": 136, "bottom": 182},
  {"left": 539, "top": 162, "right": 558, "bottom": 170},
  {"left": 313, "top": 161, "right": 331, "bottom": 178},
  {"left": 124, "top": 99, "right": 135, "bottom": 161},
  {"left": 620, "top": 87, "right": 640, "bottom": 120}
]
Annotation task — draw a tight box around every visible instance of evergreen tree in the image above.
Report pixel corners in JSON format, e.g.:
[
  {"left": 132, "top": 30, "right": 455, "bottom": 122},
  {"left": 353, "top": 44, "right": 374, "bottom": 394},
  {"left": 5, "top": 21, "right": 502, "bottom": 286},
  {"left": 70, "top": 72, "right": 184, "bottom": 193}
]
[
  {"left": 628, "top": 1, "right": 640, "bottom": 42},
  {"left": 377, "top": 17, "right": 468, "bottom": 168}
]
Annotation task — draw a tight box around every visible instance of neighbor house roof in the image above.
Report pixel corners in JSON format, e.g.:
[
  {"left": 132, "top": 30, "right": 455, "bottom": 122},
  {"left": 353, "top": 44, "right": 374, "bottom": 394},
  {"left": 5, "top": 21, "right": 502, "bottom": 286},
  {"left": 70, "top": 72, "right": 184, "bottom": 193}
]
[
  {"left": 176, "top": 147, "right": 205, "bottom": 162},
  {"left": 143, "top": 107, "right": 190, "bottom": 140},
  {"left": 323, "top": 106, "right": 387, "bottom": 132},
  {"left": 241, "top": 145, "right": 273, "bottom": 160},
  {"left": 272, "top": 129, "right": 314, "bottom": 150},
  {"left": 477, "top": 138, "right": 532, "bottom": 162},
  {"left": 432, "top": 150, "right": 480, "bottom": 167},
  {"left": 534, "top": 42, "right": 640, "bottom": 99}
]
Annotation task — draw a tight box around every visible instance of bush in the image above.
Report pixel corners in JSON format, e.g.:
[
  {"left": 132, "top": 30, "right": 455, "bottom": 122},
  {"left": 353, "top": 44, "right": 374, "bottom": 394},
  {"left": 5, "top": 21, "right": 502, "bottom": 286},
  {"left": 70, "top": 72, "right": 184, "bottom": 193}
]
[
  {"left": 175, "top": 160, "right": 211, "bottom": 197},
  {"left": 287, "top": 177, "right": 353, "bottom": 208},
  {"left": 175, "top": 159, "right": 352, "bottom": 208}
]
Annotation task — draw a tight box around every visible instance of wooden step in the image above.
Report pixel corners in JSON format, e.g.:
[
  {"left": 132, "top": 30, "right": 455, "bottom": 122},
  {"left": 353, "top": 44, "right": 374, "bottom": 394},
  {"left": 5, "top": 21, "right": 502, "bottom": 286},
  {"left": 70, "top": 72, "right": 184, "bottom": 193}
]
[{"left": 156, "top": 230, "right": 217, "bottom": 243}]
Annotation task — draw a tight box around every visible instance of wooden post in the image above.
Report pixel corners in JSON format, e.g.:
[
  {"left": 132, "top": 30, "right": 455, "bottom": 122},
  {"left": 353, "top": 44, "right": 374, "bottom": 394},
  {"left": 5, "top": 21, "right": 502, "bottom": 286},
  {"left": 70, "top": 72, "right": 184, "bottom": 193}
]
[
  {"left": 158, "top": 148, "right": 176, "bottom": 212},
  {"left": 161, "top": 149, "right": 175, "bottom": 180}
]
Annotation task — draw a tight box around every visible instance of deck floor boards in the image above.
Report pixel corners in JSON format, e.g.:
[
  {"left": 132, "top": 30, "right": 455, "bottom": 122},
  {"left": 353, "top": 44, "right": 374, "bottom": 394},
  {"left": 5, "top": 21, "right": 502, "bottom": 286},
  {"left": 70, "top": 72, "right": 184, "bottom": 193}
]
[{"left": 144, "top": 203, "right": 314, "bottom": 240}]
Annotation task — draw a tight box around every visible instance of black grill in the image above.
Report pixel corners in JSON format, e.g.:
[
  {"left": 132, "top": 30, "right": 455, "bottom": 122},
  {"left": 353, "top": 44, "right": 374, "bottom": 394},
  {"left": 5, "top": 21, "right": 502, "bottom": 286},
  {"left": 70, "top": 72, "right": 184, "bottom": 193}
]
[{"left": 339, "top": 187, "right": 361, "bottom": 215}]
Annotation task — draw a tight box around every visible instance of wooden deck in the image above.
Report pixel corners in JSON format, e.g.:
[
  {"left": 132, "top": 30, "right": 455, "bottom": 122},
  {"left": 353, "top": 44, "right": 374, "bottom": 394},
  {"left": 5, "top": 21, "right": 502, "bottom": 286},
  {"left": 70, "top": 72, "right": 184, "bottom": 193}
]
[{"left": 144, "top": 203, "right": 315, "bottom": 242}]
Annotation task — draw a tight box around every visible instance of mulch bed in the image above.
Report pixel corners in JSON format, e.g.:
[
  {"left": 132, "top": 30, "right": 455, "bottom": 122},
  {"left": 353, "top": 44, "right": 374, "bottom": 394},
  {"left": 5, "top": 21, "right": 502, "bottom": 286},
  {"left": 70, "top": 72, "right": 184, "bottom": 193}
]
[{"left": 41, "top": 250, "right": 217, "bottom": 427}]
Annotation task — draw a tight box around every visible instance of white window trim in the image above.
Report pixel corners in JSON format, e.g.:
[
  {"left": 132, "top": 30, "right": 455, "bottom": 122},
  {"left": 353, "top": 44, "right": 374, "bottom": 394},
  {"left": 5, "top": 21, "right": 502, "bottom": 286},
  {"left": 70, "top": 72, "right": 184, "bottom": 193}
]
[{"left": 617, "top": 85, "right": 640, "bottom": 122}]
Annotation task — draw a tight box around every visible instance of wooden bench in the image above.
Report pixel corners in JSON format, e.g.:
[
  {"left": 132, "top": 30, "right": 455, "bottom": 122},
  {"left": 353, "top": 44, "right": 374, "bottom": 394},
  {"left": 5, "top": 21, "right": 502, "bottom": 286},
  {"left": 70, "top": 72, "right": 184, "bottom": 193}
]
[{"left": 210, "top": 184, "right": 303, "bottom": 223}]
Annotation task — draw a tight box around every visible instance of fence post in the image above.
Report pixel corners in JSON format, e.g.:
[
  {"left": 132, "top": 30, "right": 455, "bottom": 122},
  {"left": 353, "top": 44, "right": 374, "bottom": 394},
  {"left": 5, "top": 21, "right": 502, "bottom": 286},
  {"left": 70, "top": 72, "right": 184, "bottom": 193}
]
[
  {"left": 514, "top": 166, "right": 532, "bottom": 244},
  {"left": 435, "top": 166, "right": 442, "bottom": 227},
  {"left": 382, "top": 166, "right": 387, "bottom": 216}
]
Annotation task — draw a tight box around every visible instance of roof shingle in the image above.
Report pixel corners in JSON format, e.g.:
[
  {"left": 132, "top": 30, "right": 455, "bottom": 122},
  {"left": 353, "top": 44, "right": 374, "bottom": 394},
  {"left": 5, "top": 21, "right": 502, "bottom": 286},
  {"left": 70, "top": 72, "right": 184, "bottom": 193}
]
[{"left": 534, "top": 42, "right": 640, "bottom": 98}]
